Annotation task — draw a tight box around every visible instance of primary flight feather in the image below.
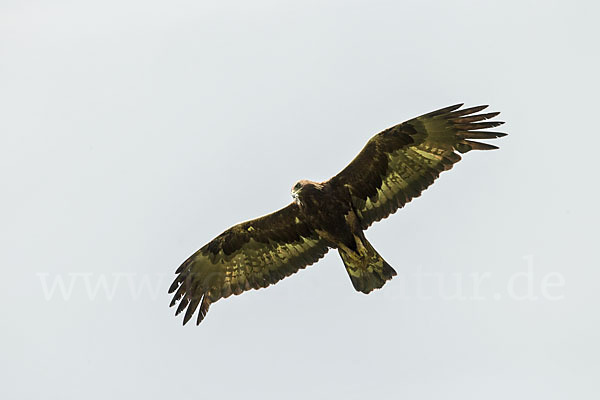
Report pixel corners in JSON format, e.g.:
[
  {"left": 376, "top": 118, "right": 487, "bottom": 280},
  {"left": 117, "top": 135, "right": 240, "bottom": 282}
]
[{"left": 169, "top": 103, "right": 506, "bottom": 325}]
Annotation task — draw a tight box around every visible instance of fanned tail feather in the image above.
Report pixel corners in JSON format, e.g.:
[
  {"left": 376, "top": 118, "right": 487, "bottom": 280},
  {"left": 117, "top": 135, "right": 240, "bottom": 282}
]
[{"left": 338, "top": 236, "right": 397, "bottom": 294}]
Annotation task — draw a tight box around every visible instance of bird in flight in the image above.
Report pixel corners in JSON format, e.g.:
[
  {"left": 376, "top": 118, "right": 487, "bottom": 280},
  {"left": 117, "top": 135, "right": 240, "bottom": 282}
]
[{"left": 169, "top": 103, "right": 506, "bottom": 325}]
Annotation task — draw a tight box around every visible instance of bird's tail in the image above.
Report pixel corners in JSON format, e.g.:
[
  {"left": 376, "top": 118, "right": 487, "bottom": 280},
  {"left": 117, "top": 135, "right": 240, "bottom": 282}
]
[{"left": 338, "top": 235, "right": 397, "bottom": 294}]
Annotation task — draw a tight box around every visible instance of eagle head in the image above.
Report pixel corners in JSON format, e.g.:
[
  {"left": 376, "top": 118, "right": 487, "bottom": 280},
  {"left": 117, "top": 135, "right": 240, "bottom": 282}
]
[
  {"left": 291, "top": 180, "right": 322, "bottom": 205},
  {"left": 291, "top": 180, "right": 305, "bottom": 204}
]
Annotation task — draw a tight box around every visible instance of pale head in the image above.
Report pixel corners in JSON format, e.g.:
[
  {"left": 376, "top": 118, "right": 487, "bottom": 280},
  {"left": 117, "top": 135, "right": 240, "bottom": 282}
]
[
  {"left": 291, "top": 180, "right": 307, "bottom": 203},
  {"left": 291, "top": 179, "right": 322, "bottom": 205}
]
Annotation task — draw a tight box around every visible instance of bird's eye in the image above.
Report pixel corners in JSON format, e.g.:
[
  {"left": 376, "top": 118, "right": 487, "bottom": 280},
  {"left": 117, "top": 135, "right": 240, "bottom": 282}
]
[{"left": 294, "top": 182, "right": 301, "bottom": 190}]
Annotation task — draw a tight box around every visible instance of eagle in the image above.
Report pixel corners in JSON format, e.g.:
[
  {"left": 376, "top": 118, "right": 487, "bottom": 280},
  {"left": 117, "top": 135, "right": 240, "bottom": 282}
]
[{"left": 169, "top": 103, "right": 506, "bottom": 325}]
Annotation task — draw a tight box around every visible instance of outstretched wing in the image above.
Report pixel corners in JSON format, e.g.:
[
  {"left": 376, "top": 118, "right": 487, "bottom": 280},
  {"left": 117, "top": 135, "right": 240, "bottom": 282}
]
[
  {"left": 169, "top": 203, "right": 330, "bottom": 325},
  {"left": 329, "top": 104, "right": 506, "bottom": 229}
]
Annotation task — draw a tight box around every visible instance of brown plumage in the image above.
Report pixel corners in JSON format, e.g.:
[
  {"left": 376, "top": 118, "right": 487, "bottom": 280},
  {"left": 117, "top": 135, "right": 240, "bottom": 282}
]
[{"left": 169, "top": 103, "right": 506, "bottom": 325}]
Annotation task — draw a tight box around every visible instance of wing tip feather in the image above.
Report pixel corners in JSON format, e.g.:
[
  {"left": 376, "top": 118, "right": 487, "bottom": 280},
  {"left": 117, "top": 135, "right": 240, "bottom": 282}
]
[
  {"left": 456, "top": 140, "right": 499, "bottom": 153},
  {"left": 426, "top": 103, "right": 464, "bottom": 117}
]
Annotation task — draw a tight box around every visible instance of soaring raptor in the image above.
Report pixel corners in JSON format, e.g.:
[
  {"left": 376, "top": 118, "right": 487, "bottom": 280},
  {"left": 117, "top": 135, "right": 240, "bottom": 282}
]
[{"left": 169, "top": 103, "right": 506, "bottom": 325}]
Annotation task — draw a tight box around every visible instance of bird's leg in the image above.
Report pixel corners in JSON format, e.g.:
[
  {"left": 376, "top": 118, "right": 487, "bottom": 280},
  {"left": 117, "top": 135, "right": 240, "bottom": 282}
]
[
  {"left": 316, "top": 228, "right": 361, "bottom": 261},
  {"left": 336, "top": 241, "right": 362, "bottom": 261},
  {"left": 353, "top": 234, "right": 369, "bottom": 258}
]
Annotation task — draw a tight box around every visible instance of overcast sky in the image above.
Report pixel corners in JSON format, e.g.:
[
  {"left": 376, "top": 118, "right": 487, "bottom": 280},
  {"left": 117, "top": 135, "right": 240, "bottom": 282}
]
[{"left": 1, "top": 1, "right": 599, "bottom": 399}]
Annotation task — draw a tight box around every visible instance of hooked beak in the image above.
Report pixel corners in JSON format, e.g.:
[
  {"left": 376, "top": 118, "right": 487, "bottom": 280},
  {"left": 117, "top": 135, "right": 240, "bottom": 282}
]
[{"left": 291, "top": 191, "right": 300, "bottom": 204}]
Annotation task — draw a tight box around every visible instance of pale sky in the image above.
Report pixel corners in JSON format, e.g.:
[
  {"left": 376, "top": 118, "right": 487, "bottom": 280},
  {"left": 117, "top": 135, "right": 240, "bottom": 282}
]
[{"left": 1, "top": 1, "right": 599, "bottom": 399}]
